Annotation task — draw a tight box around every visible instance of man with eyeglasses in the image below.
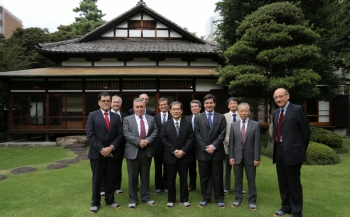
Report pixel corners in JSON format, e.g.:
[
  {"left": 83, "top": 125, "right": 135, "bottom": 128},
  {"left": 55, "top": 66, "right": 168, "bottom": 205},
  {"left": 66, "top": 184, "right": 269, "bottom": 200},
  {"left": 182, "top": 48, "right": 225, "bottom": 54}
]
[
  {"left": 272, "top": 88, "right": 310, "bottom": 217},
  {"left": 100, "top": 95, "right": 127, "bottom": 197},
  {"left": 161, "top": 101, "right": 194, "bottom": 208},
  {"left": 87, "top": 92, "right": 123, "bottom": 213},
  {"left": 185, "top": 99, "right": 201, "bottom": 191}
]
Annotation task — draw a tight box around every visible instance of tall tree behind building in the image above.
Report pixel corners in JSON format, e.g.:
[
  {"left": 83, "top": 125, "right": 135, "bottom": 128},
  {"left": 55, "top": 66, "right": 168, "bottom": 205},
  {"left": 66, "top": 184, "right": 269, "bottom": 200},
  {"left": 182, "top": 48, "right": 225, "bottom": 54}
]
[{"left": 72, "top": 0, "right": 106, "bottom": 36}]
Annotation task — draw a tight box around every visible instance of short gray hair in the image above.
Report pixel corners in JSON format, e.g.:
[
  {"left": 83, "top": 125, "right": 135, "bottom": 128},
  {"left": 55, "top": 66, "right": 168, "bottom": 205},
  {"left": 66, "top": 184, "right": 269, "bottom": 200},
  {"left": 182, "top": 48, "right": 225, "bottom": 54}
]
[
  {"left": 238, "top": 102, "right": 250, "bottom": 111},
  {"left": 112, "top": 95, "right": 122, "bottom": 104},
  {"left": 133, "top": 98, "right": 145, "bottom": 106}
]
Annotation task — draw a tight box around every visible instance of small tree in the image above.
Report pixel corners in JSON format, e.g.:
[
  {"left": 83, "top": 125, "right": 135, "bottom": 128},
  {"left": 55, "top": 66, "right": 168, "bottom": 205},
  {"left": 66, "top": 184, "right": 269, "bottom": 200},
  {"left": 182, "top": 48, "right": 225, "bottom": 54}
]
[
  {"left": 218, "top": 2, "right": 322, "bottom": 147},
  {"left": 72, "top": 0, "right": 106, "bottom": 36}
]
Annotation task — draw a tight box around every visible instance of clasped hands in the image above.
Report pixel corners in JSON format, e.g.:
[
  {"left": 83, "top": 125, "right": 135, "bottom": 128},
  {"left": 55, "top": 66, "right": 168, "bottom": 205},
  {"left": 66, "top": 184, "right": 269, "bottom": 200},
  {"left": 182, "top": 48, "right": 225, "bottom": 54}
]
[
  {"left": 174, "top": 149, "right": 184, "bottom": 158},
  {"left": 205, "top": 144, "right": 215, "bottom": 155},
  {"left": 229, "top": 158, "right": 260, "bottom": 167},
  {"left": 101, "top": 146, "right": 113, "bottom": 157},
  {"left": 138, "top": 139, "right": 149, "bottom": 148}
]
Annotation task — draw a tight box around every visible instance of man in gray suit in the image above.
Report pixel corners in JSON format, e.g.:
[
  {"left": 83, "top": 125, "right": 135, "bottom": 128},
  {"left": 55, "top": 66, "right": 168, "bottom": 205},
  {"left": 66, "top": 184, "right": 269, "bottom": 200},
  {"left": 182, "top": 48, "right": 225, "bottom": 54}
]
[
  {"left": 194, "top": 94, "right": 226, "bottom": 209},
  {"left": 229, "top": 102, "right": 261, "bottom": 210},
  {"left": 123, "top": 98, "right": 158, "bottom": 209}
]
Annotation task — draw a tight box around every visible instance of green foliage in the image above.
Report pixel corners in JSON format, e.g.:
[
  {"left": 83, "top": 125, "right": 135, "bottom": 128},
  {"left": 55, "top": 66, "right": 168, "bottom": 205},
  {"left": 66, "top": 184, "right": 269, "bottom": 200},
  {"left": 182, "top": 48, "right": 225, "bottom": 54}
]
[
  {"left": 49, "top": 25, "right": 80, "bottom": 42},
  {"left": 305, "top": 142, "right": 340, "bottom": 165},
  {"left": 72, "top": 0, "right": 106, "bottom": 35},
  {"left": 261, "top": 146, "right": 273, "bottom": 159},
  {"left": 310, "top": 126, "right": 343, "bottom": 148},
  {"left": 218, "top": 2, "right": 322, "bottom": 102}
]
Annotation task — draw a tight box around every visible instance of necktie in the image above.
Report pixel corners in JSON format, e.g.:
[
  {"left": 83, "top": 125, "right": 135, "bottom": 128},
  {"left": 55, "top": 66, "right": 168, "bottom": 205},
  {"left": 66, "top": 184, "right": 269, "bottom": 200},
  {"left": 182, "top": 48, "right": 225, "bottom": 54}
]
[
  {"left": 162, "top": 113, "right": 166, "bottom": 125},
  {"left": 276, "top": 109, "right": 284, "bottom": 143},
  {"left": 139, "top": 116, "right": 146, "bottom": 139},
  {"left": 104, "top": 112, "right": 110, "bottom": 130},
  {"left": 232, "top": 114, "right": 237, "bottom": 122},
  {"left": 175, "top": 122, "right": 179, "bottom": 138},
  {"left": 207, "top": 112, "right": 213, "bottom": 130},
  {"left": 241, "top": 120, "right": 246, "bottom": 145}
]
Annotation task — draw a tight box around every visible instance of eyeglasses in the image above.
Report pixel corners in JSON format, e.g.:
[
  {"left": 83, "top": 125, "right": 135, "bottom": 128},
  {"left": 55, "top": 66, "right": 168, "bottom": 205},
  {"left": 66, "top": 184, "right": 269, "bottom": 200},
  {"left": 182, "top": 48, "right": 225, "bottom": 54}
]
[
  {"left": 273, "top": 94, "right": 287, "bottom": 100},
  {"left": 100, "top": 100, "right": 111, "bottom": 103}
]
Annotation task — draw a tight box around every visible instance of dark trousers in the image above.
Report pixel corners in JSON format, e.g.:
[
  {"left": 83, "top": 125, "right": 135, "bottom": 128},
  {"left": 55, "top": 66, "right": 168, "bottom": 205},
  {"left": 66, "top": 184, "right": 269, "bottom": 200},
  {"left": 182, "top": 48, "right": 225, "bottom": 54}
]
[
  {"left": 90, "top": 159, "right": 117, "bottom": 206},
  {"left": 154, "top": 151, "right": 168, "bottom": 190},
  {"left": 233, "top": 158, "right": 257, "bottom": 204},
  {"left": 100, "top": 158, "right": 123, "bottom": 192},
  {"left": 126, "top": 148, "right": 152, "bottom": 203},
  {"left": 167, "top": 160, "right": 189, "bottom": 203},
  {"left": 198, "top": 159, "right": 224, "bottom": 203},
  {"left": 188, "top": 159, "right": 197, "bottom": 189},
  {"left": 276, "top": 144, "right": 303, "bottom": 217},
  {"left": 224, "top": 154, "right": 233, "bottom": 190}
]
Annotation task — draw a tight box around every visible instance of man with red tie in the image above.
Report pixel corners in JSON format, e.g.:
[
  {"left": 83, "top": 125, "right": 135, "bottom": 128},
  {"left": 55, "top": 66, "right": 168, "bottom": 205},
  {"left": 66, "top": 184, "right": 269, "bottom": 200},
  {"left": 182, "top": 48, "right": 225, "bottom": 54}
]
[
  {"left": 272, "top": 88, "right": 310, "bottom": 217},
  {"left": 87, "top": 92, "right": 123, "bottom": 213}
]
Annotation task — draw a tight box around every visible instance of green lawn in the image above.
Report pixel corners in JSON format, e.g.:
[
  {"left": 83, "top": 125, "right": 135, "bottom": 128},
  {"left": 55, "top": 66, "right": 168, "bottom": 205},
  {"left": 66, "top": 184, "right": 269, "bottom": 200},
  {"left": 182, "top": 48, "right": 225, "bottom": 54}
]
[{"left": 0, "top": 138, "right": 349, "bottom": 217}]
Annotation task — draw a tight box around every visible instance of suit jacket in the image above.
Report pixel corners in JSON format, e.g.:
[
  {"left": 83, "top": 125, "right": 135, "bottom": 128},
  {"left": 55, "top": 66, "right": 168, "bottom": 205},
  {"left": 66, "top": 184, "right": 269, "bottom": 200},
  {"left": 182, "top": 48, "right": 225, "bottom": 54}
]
[
  {"left": 86, "top": 110, "right": 123, "bottom": 160},
  {"left": 185, "top": 115, "right": 197, "bottom": 155},
  {"left": 123, "top": 114, "right": 158, "bottom": 160},
  {"left": 228, "top": 119, "right": 261, "bottom": 165},
  {"left": 153, "top": 112, "right": 172, "bottom": 153},
  {"left": 223, "top": 112, "right": 241, "bottom": 154},
  {"left": 128, "top": 108, "right": 156, "bottom": 116},
  {"left": 161, "top": 118, "right": 194, "bottom": 164},
  {"left": 194, "top": 111, "right": 226, "bottom": 161},
  {"left": 111, "top": 111, "right": 127, "bottom": 159},
  {"left": 272, "top": 103, "right": 310, "bottom": 165}
]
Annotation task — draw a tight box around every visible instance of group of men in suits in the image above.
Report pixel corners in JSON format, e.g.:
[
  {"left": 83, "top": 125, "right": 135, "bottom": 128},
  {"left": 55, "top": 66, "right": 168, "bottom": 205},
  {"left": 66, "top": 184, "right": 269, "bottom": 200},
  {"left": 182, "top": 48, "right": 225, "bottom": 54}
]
[{"left": 86, "top": 88, "right": 310, "bottom": 216}]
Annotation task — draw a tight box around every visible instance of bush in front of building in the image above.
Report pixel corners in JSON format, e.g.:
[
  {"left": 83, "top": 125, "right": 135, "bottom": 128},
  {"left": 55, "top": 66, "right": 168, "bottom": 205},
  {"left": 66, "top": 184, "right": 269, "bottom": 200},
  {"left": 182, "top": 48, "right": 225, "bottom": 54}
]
[
  {"left": 305, "top": 142, "right": 340, "bottom": 165},
  {"left": 310, "top": 126, "right": 343, "bottom": 148}
]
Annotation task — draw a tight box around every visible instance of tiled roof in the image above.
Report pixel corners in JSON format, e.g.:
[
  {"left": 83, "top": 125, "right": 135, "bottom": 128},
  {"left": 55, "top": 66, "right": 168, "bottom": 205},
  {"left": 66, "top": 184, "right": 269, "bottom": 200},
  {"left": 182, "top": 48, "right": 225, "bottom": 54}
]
[{"left": 37, "top": 40, "right": 216, "bottom": 53}]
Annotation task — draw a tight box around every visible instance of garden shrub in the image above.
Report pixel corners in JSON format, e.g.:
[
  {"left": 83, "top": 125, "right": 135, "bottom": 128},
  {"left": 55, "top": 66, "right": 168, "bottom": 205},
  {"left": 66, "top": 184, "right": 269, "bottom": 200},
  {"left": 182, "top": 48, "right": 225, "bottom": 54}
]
[
  {"left": 310, "top": 127, "right": 343, "bottom": 148},
  {"left": 305, "top": 142, "right": 340, "bottom": 165}
]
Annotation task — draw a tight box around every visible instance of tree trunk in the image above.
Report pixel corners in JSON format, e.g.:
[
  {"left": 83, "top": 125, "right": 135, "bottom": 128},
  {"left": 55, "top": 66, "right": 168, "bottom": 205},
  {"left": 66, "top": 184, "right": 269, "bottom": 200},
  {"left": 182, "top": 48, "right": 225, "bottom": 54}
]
[{"left": 266, "top": 100, "right": 275, "bottom": 148}]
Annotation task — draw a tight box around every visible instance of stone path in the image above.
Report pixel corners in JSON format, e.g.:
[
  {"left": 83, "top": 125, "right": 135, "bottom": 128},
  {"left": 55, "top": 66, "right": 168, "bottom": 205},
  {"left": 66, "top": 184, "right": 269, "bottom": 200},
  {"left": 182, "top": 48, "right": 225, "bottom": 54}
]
[{"left": 0, "top": 143, "right": 88, "bottom": 182}]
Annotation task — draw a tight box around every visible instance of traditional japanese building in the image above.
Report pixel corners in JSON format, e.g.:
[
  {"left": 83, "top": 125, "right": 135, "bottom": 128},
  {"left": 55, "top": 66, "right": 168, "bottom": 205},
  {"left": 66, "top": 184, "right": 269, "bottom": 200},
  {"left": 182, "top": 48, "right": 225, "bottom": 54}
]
[{"left": 0, "top": 1, "right": 348, "bottom": 141}]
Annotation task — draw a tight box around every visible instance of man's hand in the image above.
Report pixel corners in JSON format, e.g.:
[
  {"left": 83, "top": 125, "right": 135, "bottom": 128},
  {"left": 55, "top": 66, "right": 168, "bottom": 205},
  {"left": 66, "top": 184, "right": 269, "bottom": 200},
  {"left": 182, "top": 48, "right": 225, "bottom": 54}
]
[
  {"left": 101, "top": 146, "right": 113, "bottom": 157},
  {"left": 229, "top": 158, "right": 235, "bottom": 166},
  {"left": 205, "top": 144, "right": 215, "bottom": 155},
  {"left": 138, "top": 140, "right": 149, "bottom": 148},
  {"left": 174, "top": 150, "right": 185, "bottom": 158},
  {"left": 254, "top": 160, "right": 260, "bottom": 167}
]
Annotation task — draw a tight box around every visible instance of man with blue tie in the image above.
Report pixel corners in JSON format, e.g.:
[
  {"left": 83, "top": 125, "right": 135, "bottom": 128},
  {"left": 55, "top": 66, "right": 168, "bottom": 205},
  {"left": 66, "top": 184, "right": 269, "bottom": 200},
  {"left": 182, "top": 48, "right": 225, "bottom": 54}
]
[
  {"left": 87, "top": 92, "right": 123, "bottom": 213},
  {"left": 194, "top": 94, "right": 226, "bottom": 209}
]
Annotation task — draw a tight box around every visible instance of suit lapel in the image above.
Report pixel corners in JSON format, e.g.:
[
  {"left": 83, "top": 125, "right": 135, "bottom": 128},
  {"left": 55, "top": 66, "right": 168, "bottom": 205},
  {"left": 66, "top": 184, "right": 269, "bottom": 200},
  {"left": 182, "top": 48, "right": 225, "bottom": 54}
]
[
  {"left": 244, "top": 121, "right": 253, "bottom": 142},
  {"left": 281, "top": 104, "right": 292, "bottom": 126},
  {"left": 235, "top": 122, "right": 243, "bottom": 144},
  {"left": 131, "top": 115, "right": 140, "bottom": 136},
  {"left": 145, "top": 115, "right": 153, "bottom": 136}
]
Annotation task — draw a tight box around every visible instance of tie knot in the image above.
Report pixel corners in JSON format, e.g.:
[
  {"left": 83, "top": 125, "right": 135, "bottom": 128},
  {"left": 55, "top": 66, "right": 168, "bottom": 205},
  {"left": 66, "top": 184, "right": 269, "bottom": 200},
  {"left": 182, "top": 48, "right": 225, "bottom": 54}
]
[
  {"left": 176, "top": 122, "right": 179, "bottom": 125},
  {"left": 281, "top": 109, "right": 284, "bottom": 112},
  {"left": 139, "top": 116, "right": 143, "bottom": 119},
  {"left": 104, "top": 112, "right": 108, "bottom": 116},
  {"left": 233, "top": 114, "right": 236, "bottom": 117},
  {"left": 208, "top": 112, "right": 212, "bottom": 116},
  {"left": 242, "top": 120, "right": 246, "bottom": 124}
]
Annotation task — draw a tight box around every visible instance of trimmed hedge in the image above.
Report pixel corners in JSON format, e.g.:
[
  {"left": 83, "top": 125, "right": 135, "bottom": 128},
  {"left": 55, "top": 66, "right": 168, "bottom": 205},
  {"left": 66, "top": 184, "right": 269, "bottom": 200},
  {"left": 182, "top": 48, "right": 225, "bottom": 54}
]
[
  {"left": 310, "top": 127, "right": 343, "bottom": 148},
  {"left": 305, "top": 142, "right": 340, "bottom": 165}
]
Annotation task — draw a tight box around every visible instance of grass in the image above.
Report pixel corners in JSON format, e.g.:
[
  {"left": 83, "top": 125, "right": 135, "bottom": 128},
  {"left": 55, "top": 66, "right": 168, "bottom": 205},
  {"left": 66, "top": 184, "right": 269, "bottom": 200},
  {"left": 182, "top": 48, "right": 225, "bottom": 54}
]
[{"left": 0, "top": 138, "right": 349, "bottom": 217}]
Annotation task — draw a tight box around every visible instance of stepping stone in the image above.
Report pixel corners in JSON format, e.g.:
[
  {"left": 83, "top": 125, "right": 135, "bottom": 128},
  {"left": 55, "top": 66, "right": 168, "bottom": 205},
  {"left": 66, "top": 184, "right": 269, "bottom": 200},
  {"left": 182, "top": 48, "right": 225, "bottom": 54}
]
[
  {"left": 56, "top": 159, "right": 80, "bottom": 164},
  {"left": 64, "top": 144, "right": 86, "bottom": 149},
  {"left": 76, "top": 155, "right": 89, "bottom": 160},
  {"left": 73, "top": 151, "right": 87, "bottom": 155},
  {"left": 47, "top": 163, "right": 69, "bottom": 169},
  {"left": 0, "top": 174, "right": 7, "bottom": 181},
  {"left": 11, "top": 167, "right": 37, "bottom": 174},
  {"left": 70, "top": 147, "right": 86, "bottom": 151}
]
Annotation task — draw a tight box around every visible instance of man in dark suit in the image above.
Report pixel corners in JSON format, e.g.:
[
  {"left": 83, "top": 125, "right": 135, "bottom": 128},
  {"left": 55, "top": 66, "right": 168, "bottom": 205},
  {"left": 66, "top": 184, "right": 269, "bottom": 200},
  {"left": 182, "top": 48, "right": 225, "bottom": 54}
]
[
  {"left": 161, "top": 101, "right": 194, "bottom": 208},
  {"left": 185, "top": 99, "right": 201, "bottom": 191},
  {"left": 194, "top": 94, "right": 226, "bottom": 209},
  {"left": 123, "top": 98, "right": 158, "bottom": 209},
  {"left": 229, "top": 102, "right": 261, "bottom": 211},
  {"left": 100, "top": 95, "right": 127, "bottom": 196},
  {"left": 153, "top": 97, "right": 172, "bottom": 194},
  {"left": 128, "top": 93, "right": 156, "bottom": 116},
  {"left": 272, "top": 88, "right": 310, "bottom": 217},
  {"left": 86, "top": 92, "right": 123, "bottom": 213}
]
